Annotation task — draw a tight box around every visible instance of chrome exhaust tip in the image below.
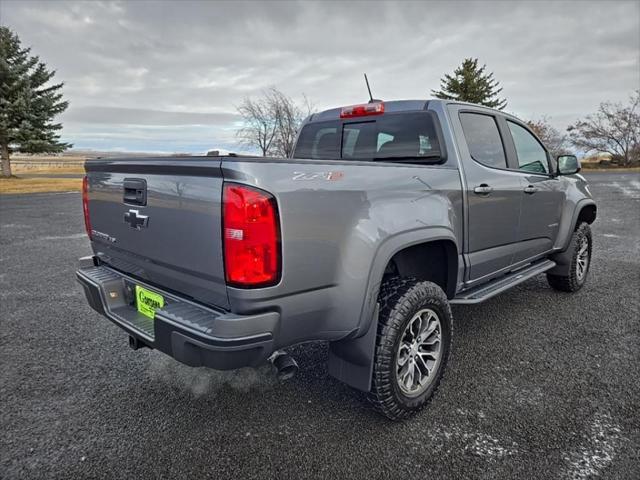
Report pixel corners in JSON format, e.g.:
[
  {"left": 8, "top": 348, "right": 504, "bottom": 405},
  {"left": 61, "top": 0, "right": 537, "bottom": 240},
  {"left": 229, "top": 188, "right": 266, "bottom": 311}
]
[{"left": 268, "top": 350, "right": 298, "bottom": 381}]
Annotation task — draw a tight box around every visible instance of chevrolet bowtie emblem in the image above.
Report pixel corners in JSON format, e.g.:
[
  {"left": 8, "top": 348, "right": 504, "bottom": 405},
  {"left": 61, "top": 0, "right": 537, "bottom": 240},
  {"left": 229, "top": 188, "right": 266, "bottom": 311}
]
[{"left": 124, "top": 209, "right": 149, "bottom": 230}]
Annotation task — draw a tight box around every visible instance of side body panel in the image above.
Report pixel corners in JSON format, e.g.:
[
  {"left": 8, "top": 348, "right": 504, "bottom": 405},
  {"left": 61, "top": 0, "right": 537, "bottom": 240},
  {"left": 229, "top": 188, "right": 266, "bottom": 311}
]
[{"left": 221, "top": 157, "right": 463, "bottom": 348}]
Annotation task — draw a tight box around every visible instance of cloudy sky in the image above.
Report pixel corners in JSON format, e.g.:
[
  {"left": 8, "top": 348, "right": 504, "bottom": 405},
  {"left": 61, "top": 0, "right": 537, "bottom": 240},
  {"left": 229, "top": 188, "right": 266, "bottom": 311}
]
[{"left": 2, "top": 0, "right": 639, "bottom": 154}]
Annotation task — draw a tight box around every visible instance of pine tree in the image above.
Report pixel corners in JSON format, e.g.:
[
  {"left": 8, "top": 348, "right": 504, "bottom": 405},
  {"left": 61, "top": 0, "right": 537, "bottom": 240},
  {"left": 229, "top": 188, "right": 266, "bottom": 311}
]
[
  {"left": 431, "top": 58, "right": 507, "bottom": 110},
  {"left": 0, "top": 27, "right": 71, "bottom": 177}
]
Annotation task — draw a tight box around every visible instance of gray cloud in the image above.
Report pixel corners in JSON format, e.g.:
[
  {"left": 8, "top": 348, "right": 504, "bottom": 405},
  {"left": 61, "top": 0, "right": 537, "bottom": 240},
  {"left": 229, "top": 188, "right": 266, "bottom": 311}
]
[
  {"left": 2, "top": 0, "right": 639, "bottom": 152},
  {"left": 63, "top": 106, "right": 238, "bottom": 125}
]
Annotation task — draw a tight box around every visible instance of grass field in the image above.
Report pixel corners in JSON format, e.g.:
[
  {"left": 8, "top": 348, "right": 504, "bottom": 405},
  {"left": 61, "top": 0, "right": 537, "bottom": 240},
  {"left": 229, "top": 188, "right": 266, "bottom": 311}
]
[
  {"left": 1, "top": 156, "right": 85, "bottom": 194},
  {"left": 11, "top": 155, "right": 85, "bottom": 174},
  {"left": 11, "top": 165, "right": 86, "bottom": 175},
  {"left": 581, "top": 165, "right": 640, "bottom": 172},
  {"left": 0, "top": 177, "right": 82, "bottom": 194}
]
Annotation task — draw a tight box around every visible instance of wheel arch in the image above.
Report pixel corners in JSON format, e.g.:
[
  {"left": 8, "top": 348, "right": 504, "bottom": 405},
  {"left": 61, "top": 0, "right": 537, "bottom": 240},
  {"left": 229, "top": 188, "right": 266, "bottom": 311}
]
[
  {"left": 384, "top": 239, "right": 459, "bottom": 299},
  {"left": 577, "top": 203, "right": 597, "bottom": 226},
  {"left": 549, "top": 199, "right": 595, "bottom": 277},
  {"left": 360, "top": 228, "right": 459, "bottom": 335},
  {"left": 562, "top": 200, "right": 597, "bottom": 250}
]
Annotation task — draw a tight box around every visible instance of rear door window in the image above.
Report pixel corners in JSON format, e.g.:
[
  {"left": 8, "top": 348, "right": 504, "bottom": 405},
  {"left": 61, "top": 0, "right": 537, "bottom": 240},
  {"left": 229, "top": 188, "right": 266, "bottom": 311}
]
[{"left": 459, "top": 113, "right": 507, "bottom": 169}]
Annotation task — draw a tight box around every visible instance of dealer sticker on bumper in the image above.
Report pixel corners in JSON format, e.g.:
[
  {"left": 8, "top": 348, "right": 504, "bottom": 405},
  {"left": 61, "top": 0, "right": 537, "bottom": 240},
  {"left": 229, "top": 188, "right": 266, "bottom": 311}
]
[{"left": 135, "top": 285, "right": 164, "bottom": 319}]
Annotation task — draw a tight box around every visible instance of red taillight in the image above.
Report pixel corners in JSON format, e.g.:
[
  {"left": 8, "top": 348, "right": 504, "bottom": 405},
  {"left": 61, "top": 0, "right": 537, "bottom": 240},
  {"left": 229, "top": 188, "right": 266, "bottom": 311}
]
[
  {"left": 340, "top": 102, "right": 384, "bottom": 118},
  {"left": 223, "top": 183, "right": 281, "bottom": 288},
  {"left": 82, "top": 176, "right": 92, "bottom": 239}
]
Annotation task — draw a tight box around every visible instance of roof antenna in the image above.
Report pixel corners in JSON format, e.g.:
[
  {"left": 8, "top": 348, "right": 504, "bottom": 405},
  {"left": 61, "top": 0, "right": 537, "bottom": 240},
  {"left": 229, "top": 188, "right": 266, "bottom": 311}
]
[{"left": 364, "top": 73, "right": 381, "bottom": 103}]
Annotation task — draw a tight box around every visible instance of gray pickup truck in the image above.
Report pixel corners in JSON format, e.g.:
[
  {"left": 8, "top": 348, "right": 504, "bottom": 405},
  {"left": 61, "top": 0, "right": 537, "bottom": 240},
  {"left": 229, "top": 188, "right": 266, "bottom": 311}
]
[{"left": 77, "top": 99, "right": 596, "bottom": 420}]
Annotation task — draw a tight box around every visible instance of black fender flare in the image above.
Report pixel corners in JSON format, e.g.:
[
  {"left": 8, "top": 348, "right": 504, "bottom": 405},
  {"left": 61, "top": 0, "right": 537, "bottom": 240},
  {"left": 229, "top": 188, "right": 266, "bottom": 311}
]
[{"left": 548, "top": 201, "right": 596, "bottom": 276}]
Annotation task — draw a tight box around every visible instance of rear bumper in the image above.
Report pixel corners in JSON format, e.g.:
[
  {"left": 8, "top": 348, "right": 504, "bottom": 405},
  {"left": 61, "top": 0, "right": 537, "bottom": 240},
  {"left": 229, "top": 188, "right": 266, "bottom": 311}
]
[{"left": 76, "top": 257, "right": 278, "bottom": 370}]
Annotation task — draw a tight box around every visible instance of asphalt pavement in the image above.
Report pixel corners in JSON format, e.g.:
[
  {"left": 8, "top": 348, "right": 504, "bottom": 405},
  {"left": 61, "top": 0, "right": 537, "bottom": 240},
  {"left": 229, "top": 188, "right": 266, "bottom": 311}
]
[{"left": 1, "top": 172, "right": 639, "bottom": 479}]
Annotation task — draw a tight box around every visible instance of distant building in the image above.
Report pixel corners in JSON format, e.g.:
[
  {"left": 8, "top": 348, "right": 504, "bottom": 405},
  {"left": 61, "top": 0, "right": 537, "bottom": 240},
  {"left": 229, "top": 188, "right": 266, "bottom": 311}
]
[
  {"left": 582, "top": 152, "right": 613, "bottom": 166},
  {"left": 582, "top": 153, "right": 612, "bottom": 162}
]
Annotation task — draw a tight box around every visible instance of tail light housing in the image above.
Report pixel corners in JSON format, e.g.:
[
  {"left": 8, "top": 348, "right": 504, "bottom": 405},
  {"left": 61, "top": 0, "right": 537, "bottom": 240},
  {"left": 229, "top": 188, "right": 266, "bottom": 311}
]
[
  {"left": 82, "top": 175, "right": 92, "bottom": 239},
  {"left": 340, "top": 101, "right": 384, "bottom": 118},
  {"left": 223, "top": 183, "right": 281, "bottom": 288}
]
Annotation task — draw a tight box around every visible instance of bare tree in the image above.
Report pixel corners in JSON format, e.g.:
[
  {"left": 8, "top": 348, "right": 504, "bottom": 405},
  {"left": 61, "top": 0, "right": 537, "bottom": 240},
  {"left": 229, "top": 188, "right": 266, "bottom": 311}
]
[
  {"left": 236, "top": 87, "right": 313, "bottom": 157},
  {"left": 567, "top": 91, "right": 640, "bottom": 166},
  {"left": 526, "top": 117, "right": 570, "bottom": 158},
  {"left": 271, "top": 91, "right": 313, "bottom": 157},
  {"left": 236, "top": 90, "right": 279, "bottom": 156}
]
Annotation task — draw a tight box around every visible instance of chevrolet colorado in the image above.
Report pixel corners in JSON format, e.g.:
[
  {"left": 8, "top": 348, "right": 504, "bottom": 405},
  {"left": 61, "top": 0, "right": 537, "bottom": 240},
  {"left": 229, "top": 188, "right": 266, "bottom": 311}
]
[{"left": 77, "top": 99, "right": 596, "bottom": 420}]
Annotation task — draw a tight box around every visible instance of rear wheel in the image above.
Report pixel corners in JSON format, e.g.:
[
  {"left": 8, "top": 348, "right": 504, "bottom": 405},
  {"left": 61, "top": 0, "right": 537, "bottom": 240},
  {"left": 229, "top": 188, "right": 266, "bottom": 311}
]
[
  {"left": 368, "top": 277, "right": 452, "bottom": 420},
  {"left": 547, "top": 222, "right": 592, "bottom": 292}
]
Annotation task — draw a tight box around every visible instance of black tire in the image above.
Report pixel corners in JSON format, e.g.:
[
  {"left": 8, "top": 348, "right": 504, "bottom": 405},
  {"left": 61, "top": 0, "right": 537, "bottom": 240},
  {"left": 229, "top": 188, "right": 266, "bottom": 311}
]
[
  {"left": 547, "top": 222, "right": 592, "bottom": 292},
  {"left": 368, "top": 277, "right": 452, "bottom": 421}
]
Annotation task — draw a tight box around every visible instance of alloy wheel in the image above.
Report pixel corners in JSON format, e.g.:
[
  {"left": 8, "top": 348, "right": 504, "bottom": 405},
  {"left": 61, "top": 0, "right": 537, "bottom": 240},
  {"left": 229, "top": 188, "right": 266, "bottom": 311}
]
[{"left": 395, "top": 308, "right": 443, "bottom": 397}]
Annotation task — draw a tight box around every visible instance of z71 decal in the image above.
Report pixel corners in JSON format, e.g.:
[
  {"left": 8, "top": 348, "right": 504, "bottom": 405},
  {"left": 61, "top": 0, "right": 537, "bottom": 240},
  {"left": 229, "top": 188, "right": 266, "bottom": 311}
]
[{"left": 292, "top": 171, "right": 344, "bottom": 181}]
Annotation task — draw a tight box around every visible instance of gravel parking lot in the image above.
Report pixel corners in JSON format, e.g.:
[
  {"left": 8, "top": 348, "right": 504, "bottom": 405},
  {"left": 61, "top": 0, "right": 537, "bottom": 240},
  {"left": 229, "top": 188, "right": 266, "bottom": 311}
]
[{"left": 1, "top": 172, "right": 639, "bottom": 479}]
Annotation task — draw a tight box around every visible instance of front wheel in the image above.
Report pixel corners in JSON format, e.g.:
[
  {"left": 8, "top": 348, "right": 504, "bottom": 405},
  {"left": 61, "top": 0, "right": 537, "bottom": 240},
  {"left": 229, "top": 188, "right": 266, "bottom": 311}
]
[
  {"left": 547, "top": 222, "right": 592, "bottom": 292},
  {"left": 368, "top": 277, "right": 452, "bottom": 420}
]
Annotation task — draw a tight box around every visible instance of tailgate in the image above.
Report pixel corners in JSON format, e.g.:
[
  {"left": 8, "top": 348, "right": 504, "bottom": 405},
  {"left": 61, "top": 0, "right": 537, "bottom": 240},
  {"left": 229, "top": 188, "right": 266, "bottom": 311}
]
[{"left": 84, "top": 158, "right": 228, "bottom": 310}]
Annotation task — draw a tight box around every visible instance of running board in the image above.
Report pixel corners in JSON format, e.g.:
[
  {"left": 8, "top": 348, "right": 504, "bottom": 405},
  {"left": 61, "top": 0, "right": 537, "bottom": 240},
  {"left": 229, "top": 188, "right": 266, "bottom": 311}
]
[{"left": 451, "top": 259, "right": 556, "bottom": 305}]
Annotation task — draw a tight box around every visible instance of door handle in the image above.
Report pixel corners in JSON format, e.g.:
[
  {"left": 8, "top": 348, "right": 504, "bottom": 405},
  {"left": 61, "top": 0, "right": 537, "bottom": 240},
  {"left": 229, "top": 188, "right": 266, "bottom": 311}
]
[
  {"left": 473, "top": 184, "right": 493, "bottom": 195},
  {"left": 524, "top": 185, "right": 538, "bottom": 194},
  {"left": 123, "top": 178, "right": 147, "bottom": 206}
]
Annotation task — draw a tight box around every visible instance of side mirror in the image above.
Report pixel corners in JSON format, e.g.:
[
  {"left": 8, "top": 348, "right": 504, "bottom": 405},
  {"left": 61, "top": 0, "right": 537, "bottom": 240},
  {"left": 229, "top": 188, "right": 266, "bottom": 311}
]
[{"left": 557, "top": 155, "right": 581, "bottom": 175}]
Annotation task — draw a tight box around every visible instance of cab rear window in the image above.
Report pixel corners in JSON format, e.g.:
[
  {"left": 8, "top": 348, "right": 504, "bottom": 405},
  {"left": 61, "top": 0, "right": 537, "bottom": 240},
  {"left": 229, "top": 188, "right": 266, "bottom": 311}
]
[{"left": 293, "top": 112, "right": 442, "bottom": 162}]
